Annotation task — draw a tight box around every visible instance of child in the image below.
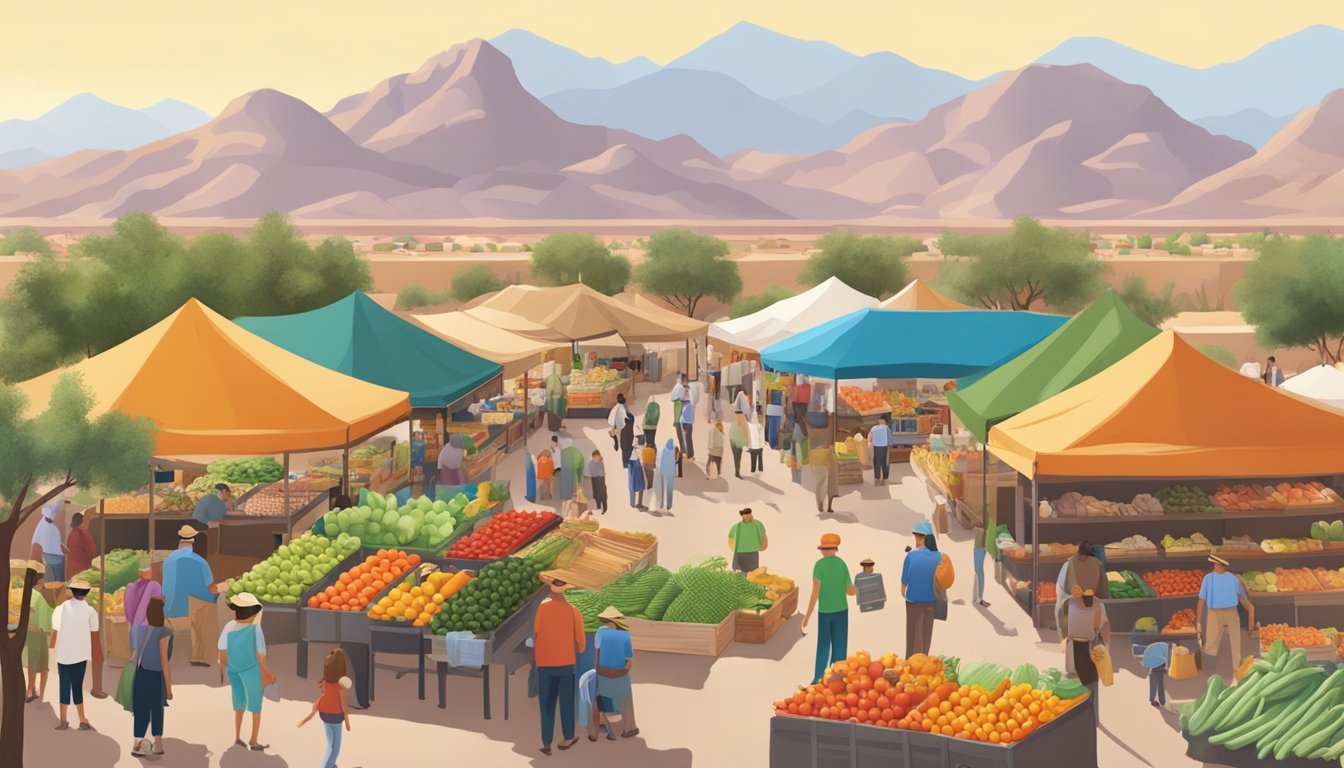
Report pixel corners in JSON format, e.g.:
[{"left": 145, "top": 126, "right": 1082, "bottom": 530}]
[
  {"left": 300, "top": 648, "right": 353, "bottom": 768},
  {"left": 585, "top": 451, "right": 608, "bottom": 514},
  {"left": 706, "top": 422, "right": 725, "bottom": 478},
  {"left": 1141, "top": 641, "right": 1170, "bottom": 708},
  {"left": 536, "top": 447, "right": 555, "bottom": 501}
]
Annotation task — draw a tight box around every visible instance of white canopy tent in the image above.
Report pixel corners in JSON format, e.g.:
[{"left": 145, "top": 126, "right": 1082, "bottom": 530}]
[
  {"left": 708, "top": 276, "right": 878, "bottom": 353},
  {"left": 1282, "top": 364, "right": 1344, "bottom": 409}
]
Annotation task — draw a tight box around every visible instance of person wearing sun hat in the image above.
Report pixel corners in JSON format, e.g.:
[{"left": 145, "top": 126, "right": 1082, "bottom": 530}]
[
  {"left": 1198, "top": 554, "right": 1256, "bottom": 668},
  {"left": 218, "top": 591, "right": 275, "bottom": 751},
  {"left": 592, "top": 605, "right": 638, "bottom": 740},
  {"left": 803, "top": 533, "right": 854, "bottom": 683},
  {"left": 1063, "top": 584, "right": 1110, "bottom": 723},
  {"left": 49, "top": 578, "right": 99, "bottom": 731},
  {"left": 163, "top": 525, "right": 220, "bottom": 667}
]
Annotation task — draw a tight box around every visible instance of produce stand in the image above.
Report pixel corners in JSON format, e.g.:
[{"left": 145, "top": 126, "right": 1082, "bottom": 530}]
[
  {"left": 735, "top": 586, "right": 798, "bottom": 644},
  {"left": 626, "top": 613, "right": 736, "bottom": 656},
  {"left": 768, "top": 697, "right": 1097, "bottom": 768},
  {"left": 440, "top": 514, "right": 562, "bottom": 572},
  {"left": 566, "top": 370, "right": 632, "bottom": 418},
  {"left": 429, "top": 586, "right": 548, "bottom": 719}
]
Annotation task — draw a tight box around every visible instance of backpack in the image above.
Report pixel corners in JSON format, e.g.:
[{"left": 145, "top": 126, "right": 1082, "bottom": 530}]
[
  {"left": 536, "top": 451, "right": 555, "bottom": 479},
  {"left": 935, "top": 552, "right": 955, "bottom": 589}
]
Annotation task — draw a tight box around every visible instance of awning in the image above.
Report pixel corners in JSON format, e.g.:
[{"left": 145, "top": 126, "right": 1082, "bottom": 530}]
[
  {"left": 990, "top": 330, "right": 1344, "bottom": 478},
  {"left": 948, "top": 292, "right": 1159, "bottom": 442},
  {"left": 760, "top": 308, "right": 1066, "bottom": 380},
  {"left": 709, "top": 276, "right": 878, "bottom": 353},
  {"left": 413, "top": 310, "right": 566, "bottom": 379},
  {"left": 879, "top": 280, "right": 976, "bottom": 311},
  {"left": 1282, "top": 364, "right": 1344, "bottom": 410},
  {"left": 235, "top": 292, "right": 502, "bottom": 409},
  {"left": 470, "top": 284, "right": 706, "bottom": 342},
  {"left": 16, "top": 299, "right": 410, "bottom": 455}
]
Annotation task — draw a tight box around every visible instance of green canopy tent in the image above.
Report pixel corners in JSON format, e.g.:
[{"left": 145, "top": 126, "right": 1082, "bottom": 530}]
[{"left": 945, "top": 291, "right": 1159, "bottom": 553}]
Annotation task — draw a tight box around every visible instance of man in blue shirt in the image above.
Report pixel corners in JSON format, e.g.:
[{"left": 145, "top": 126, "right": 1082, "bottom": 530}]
[
  {"left": 163, "top": 526, "right": 220, "bottom": 667},
  {"left": 901, "top": 520, "right": 941, "bottom": 657},
  {"left": 868, "top": 416, "right": 892, "bottom": 486},
  {"left": 678, "top": 379, "right": 695, "bottom": 460},
  {"left": 1197, "top": 555, "right": 1256, "bottom": 667},
  {"left": 191, "top": 483, "right": 232, "bottom": 558}
]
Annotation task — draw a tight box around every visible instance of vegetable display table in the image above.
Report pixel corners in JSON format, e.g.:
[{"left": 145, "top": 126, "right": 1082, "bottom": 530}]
[{"left": 428, "top": 586, "right": 547, "bottom": 719}]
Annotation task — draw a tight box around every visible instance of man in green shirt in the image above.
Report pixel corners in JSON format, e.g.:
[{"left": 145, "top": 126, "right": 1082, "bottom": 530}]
[
  {"left": 727, "top": 508, "right": 768, "bottom": 573},
  {"left": 802, "top": 533, "right": 854, "bottom": 683}
]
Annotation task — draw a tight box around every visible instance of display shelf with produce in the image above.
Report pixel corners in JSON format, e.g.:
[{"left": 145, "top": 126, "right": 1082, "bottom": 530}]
[{"left": 441, "top": 510, "right": 560, "bottom": 567}]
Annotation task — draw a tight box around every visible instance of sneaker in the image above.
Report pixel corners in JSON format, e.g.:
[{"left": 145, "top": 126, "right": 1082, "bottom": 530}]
[
  {"left": 78, "top": 722, "right": 93, "bottom": 731},
  {"left": 54, "top": 722, "right": 69, "bottom": 731}
]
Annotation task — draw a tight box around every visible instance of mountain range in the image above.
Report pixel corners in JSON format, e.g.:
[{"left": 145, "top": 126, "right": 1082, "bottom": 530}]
[{"left": 0, "top": 95, "right": 210, "bottom": 170}]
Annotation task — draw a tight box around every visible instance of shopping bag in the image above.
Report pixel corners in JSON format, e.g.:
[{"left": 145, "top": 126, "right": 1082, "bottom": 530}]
[
  {"left": 263, "top": 680, "right": 282, "bottom": 702},
  {"left": 1091, "top": 645, "right": 1115, "bottom": 687},
  {"left": 1170, "top": 647, "right": 1198, "bottom": 680},
  {"left": 115, "top": 662, "right": 137, "bottom": 712}
]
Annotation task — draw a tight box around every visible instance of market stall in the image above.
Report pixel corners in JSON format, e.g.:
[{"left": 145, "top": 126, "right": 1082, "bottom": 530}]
[
  {"left": 709, "top": 276, "right": 878, "bottom": 362},
  {"left": 878, "top": 278, "right": 977, "bottom": 311},
  {"left": 988, "top": 330, "right": 1344, "bottom": 631},
  {"left": 947, "top": 292, "right": 1159, "bottom": 547},
  {"left": 1281, "top": 363, "right": 1344, "bottom": 409}
]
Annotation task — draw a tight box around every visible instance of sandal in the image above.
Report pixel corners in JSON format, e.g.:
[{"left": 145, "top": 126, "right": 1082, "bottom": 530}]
[
  {"left": 622, "top": 729, "right": 641, "bottom": 738},
  {"left": 249, "top": 743, "right": 269, "bottom": 751},
  {"left": 153, "top": 742, "right": 165, "bottom": 755},
  {"left": 131, "top": 740, "right": 147, "bottom": 757},
  {"left": 557, "top": 738, "right": 579, "bottom": 750},
  {"left": 233, "top": 740, "right": 247, "bottom": 749},
  {"left": 539, "top": 746, "right": 552, "bottom": 756}
]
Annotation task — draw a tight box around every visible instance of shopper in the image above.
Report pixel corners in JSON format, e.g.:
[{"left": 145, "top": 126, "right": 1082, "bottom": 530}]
[
  {"left": 901, "top": 521, "right": 941, "bottom": 658},
  {"left": 218, "top": 592, "right": 276, "bottom": 751},
  {"left": 31, "top": 505, "right": 65, "bottom": 581},
  {"left": 971, "top": 525, "right": 989, "bottom": 607},
  {"left": 748, "top": 409, "right": 765, "bottom": 474},
  {"left": 728, "top": 418, "right": 747, "bottom": 479},
  {"left": 130, "top": 597, "right": 173, "bottom": 757},
  {"left": 678, "top": 377, "right": 696, "bottom": 460},
  {"left": 586, "top": 450, "right": 608, "bottom": 514},
  {"left": 653, "top": 438, "right": 677, "bottom": 513},
  {"left": 802, "top": 533, "right": 854, "bottom": 683},
  {"left": 607, "top": 393, "right": 629, "bottom": 452},
  {"left": 163, "top": 525, "right": 220, "bottom": 667},
  {"left": 619, "top": 413, "right": 636, "bottom": 467},
  {"left": 1054, "top": 542, "right": 1108, "bottom": 631},
  {"left": 641, "top": 401, "right": 660, "bottom": 447},
  {"left": 706, "top": 421, "right": 725, "bottom": 477},
  {"left": 640, "top": 443, "right": 656, "bottom": 501},
  {"left": 1197, "top": 555, "right": 1256, "bottom": 667},
  {"left": 1061, "top": 586, "right": 1110, "bottom": 722},
  {"left": 554, "top": 436, "right": 573, "bottom": 504},
  {"left": 438, "top": 433, "right": 467, "bottom": 487},
  {"left": 728, "top": 507, "right": 767, "bottom": 573},
  {"left": 1265, "top": 355, "right": 1285, "bottom": 387},
  {"left": 537, "top": 444, "right": 556, "bottom": 500},
  {"left": 299, "top": 648, "right": 353, "bottom": 768},
  {"left": 869, "top": 415, "right": 892, "bottom": 486},
  {"left": 411, "top": 430, "right": 434, "bottom": 500},
  {"left": 64, "top": 512, "right": 96, "bottom": 580},
  {"left": 592, "top": 606, "right": 638, "bottom": 739},
  {"left": 50, "top": 579, "right": 98, "bottom": 731},
  {"left": 809, "top": 442, "right": 839, "bottom": 514},
  {"left": 1141, "top": 641, "right": 1170, "bottom": 708},
  {"left": 669, "top": 374, "right": 684, "bottom": 453},
  {"left": 24, "top": 586, "right": 54, "bottom": 703},
  {"left": 124, "top": 557, "right": 163, "bottom": 655},
  {"left": 535, "top": 577, "right": 586, "bottom": 755},
  {"left": 626, "top": 452, "right": 646, "bottom": 510}
]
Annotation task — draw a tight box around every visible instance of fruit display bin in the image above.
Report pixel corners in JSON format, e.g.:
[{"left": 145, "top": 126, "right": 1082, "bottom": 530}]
[
  {"left": 297, "top": 547, "right": 386, "bottom": 647},
  {"left": 439, "top": 514, "right": 562, "bottom": 572},
  {"left": 429, "top": 585, "right": 548, "bottom": 717},
  {"left": 769, "top": 696, "right": 1097, "bottom": 768}
]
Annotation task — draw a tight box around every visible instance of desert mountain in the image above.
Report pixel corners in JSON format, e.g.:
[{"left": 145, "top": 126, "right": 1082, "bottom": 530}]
[
  {"left": 1194, "top": 109, "right": 1292, "bottom": 149},
  {"left": 489, "top": 29, "right": 658, "bottom": 98},
  {"left": 1149, "top": 90, "right": 1344, "bottom": 219},
  {"left": 0, "top": 94, "right": 210, "bottom": 170},
  {"left": 728, "top": 64, "right": 1254, "bottom": 218}
]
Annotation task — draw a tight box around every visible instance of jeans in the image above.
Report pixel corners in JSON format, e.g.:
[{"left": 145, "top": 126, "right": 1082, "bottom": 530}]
[
  {"left": 1149, "top": 668, "right": 1166, "bottom": 705},
  {"left": 538, "top": 665, "right": 577, "bottom": 745},
  {"left": 766, "top": 415, "right": 780, "bottom": 448},
  {"left": 322, "top": 719, "right": 343, "bottom": 768},
  {"left": 590, "top": 477, "right": 607, "bottom": 512},
  {"left": 872, "top": 446, "right": 889, "bottom": 482},
  {"left": 973, "top": 547, "right": 986, "bottom": 603},
  {"left": 655, "top": 475, "right": 674, "bottom": 510},
  {"left": 813, "top": 611, "right": 848, "bottom": 683},
  {"left": 132, "top": 667, "right": 165, "bottom": 738},
  {"left": 679, "top": 422, "right": 694, "bottom": 458},
  {"left": 749, "top": 448, "right": 763, "bottom": 472},
  {"left": 58, "top": 661, "right": 86, "bottom": 706},
  {"left": 44, "top": 554, "right": 65, "bottom": 582},
  {"left": 730, "top": 446, "right": 743, "bottom": 477}
]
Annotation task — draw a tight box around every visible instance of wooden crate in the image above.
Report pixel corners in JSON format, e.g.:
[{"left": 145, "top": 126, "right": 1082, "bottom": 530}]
[
  {"left": 736, "top": 599, "right": 783, "bottom": 644},
  {"left": 778, "top": 587, "right": 799, "bottom": 619},
  {"left": 626, "top": 613, "right": 735, "bottom": 656}
]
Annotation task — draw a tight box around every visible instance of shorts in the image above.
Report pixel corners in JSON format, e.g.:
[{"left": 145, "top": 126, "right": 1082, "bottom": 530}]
[{"left": 228, "top": 666, "right": 264, "bottom": 713}]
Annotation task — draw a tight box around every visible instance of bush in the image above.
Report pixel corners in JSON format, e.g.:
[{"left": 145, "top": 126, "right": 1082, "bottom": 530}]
[
  {"left": 1136, "top": 235, "right": 1152, "bottom": 249},
  {"left": 1188, "top": 232, "right": 1210, "bottom": 247},
  {"left": 396, "top": 235, "right": 419, "bottom": 246},
  {"left": 522, "top": 243, "right": 532, "bottom": 252},
  {"left": 1198, "top": 344, "right": 1238, "bottom": 368},
  {"left": 486, "top": 242, "right": 498, "bottom": 252},
  {"left": 0, "top": 226, "right": 53, "bottom": 256},
  {"left": 1213, "top": 239, "right": 1234, "bottom": 249},
  {"left": 372, "top": 242, "right": 397, "bottom": 252},
  {"left": 451, "top": 265, "right": 507, "bottom": 303},
  {"left": 470, "top": 244, "right": 484, "bottom": 253},
  {"left": 730, "top": 285, "right": 794, "bottom": 318},
  {"left": 395, "top": 285, "right": 433, "bottom": 310},
  {"left": 451, "top": 242, "right": 462, "bottom": 252}
]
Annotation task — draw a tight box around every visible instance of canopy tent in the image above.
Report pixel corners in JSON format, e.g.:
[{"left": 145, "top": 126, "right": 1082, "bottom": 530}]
[
  {"left": 879, "top": 279, "right": 976, "bottom": 311},
  {"left": 413, "top": 310, "right": 566, "bottom": 379},
  {"left": 462, "top": 305, "right": 572, "bottom": 343},
  {"left": 235, "top": 292, "right": 502, "bottom": 409},
  {"left": 990, "top": 330, "right": 1344, "bottom": 479},
  {"left": 760, "top": 309, "right": 1066, "bottom": 380},
  {"left": 17, "top": 299, "right": 411, "bottom": 456},
  {"left": 708, "top": 276, "right": 879, "bottom": 353},
  {"left": 1282, "top": 364, "right": 1344, "bottom": 410},
  {"left": 947, "top": 292, "right": 1159, "bottom": 442},
  {"left": 470, "top": 283, "right": 706, "bottom": 342}
]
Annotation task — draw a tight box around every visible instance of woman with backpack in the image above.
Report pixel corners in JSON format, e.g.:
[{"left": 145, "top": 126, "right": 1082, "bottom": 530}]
[{"left": 900, "top": 520, "right": 953, "bottom": 657}]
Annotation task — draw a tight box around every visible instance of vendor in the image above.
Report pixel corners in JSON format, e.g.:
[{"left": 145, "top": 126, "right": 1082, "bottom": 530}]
[
  {"left": 1197, "top": 555, "right": 1256, "bottom": 668},
  {"left": 437, "top": 434, "right": 466, "bottom": 487},
  {"left": 1054, "top": 541, "right": 1107, "bottom": 630},
  {"left": 191, "top": 483, "right": 233, "bottom": 557}
]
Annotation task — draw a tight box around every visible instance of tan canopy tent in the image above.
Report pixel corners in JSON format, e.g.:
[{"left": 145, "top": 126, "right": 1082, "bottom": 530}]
[
  {"left": 470, "top": 284, "right": 706, "bottom": 342},
  {"left": 412, "top": 310, "right": 566, "bottom": 378},
  {"left": 879, "top": 279, "right": 976, "bottom": 311}
]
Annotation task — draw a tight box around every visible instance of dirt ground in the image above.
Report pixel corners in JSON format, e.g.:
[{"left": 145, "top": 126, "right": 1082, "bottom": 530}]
[{"left": 18, "top": 382, "right": 1209, "bottom": 767}]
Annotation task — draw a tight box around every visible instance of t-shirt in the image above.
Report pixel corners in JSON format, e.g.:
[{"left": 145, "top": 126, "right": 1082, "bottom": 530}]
[
  {"left": 217, "top": 620, "right": 268, "bottom": 653},
  {"left": 536, "top": 451, "right": 555, "bottom": 479},
  {"left": 748, "top": 421, "right": 764, "bottom": 450},
  {"left": 730, "top": 520, "right": 767, "bottom": 553},
  {"left": 869, "top": 424, "right": 892, "bottom": 447},
  {"left": 193, "top": 494, "right": 228, "bottom": 525},
  {"left": 1199, "top": 571, "right": 1245, "bottom": 609},
  {"left": 901, "top": 548, "right": 942, "bottom": 605},
  {"left": 437, "top": 442, "right": 465, "bottom": 471},
  {"left": 317, "top": 678, "right": 352, "bottom": 715},
  {"left": 52, "top": 598, "right": 98, "bottom": 665},
  {"left": 533, "top": 598, "right": 585, "bottom": 667},
  {"left": 595, "top": 626, "right": 633, "bottom": 670},
  {"left": 585, "top": 460, "right": 605, "bottom": 478},
  {"left": 162, "top": 548, "right": 215, "bottom": 618},
  {"left": 813, "top": 556, "right": 852, "bottom": 614},
  {"left": 136, "top": 625, "right": 174, "bottom": 672},
  {"left": 679, "top": 396, "right": 695, "bottom": 423},
  {"left": 65, "top": 527, "right": 97, "bottom": 577}
]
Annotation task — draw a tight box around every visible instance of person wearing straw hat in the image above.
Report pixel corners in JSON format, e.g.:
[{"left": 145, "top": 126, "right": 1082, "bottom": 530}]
[
  {"left": 534, "top": 575, "right": 585, "bottom": 755},
  {"left": 49, "top": 579, "right": 99, "bottom": 730},
  {"left": 591, "top": 606, "right": 639, "bottom": 740},
  {"left": 1197, "top": 554, "right": 1256, "bottom": 669},
  {"left": 218, "top": 592, "right": 276, "bottom": 751},
  {"left": 1062, "top": 585, "right": 1110, "bottom": 724},
  {"left": 803, "top": 533, "right": 854, "bottom": 683},
  {"left": 163, "top": 525, "right": 220, "bottom": 667},
  {"left": 124, "top": 556, "right": 163, "bottom": 653}
]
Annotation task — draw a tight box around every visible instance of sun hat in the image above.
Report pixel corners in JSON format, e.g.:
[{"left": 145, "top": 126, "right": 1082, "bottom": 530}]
[
  {"left": 1208, "top": 555, "right": 1230, "bottom": 566},
  {"left": 230, "top": 592, "right": 261, "bottom": 608},
  {"left": 818, "top": 533, "right": 841, "bottom": 550},
  {"left": 913, "top": 520, "right": 934, "bottom": 536},
  {"left": 68, "top": 579, "right": 91, "bottom": 590},
  {"left": 859, "top": 558, "right": 875, "bottom": 567},
  {"left": 597, "top": 605, "right": 629, "bottom": 629},
  {"left": 176, "top": 525, "right": 199, "bottom": 539}
]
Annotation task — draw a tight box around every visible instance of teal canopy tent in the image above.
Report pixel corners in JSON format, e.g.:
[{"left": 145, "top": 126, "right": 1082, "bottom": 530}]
[{"left": 236, "top": 292, "right": 502, "bottom": 409}]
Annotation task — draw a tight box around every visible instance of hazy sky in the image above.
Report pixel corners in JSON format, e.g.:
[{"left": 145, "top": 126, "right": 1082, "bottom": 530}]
[{"left": 4, "top": 0, "right": 1341, "bottom": 118}]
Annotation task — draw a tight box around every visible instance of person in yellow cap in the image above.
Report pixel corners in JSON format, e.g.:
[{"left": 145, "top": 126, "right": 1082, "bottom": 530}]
[
  {"left": 802, "top": 533, "right": 854, "bottom": 683},
  {"left": 163, "top": 525, "right": 220, "bottom": 667},
  {"left": 1197, "top": 554, "right": 1256, "bottom": 668}
]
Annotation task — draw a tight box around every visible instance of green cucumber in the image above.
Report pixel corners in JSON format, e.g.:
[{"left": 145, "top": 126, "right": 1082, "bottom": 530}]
[
  {"left": 1184, "top": 674, "right": 1226, "bottom": 732},
  {"left": 1258, "top": 667, "right": 1323, "bottom": 702},
  {"left": 1278, "top": 696, "right": 1344, "bottom": 760},
  {"left": 1293, "top": 704, "right": 1344, "bottom": 757},
  {"left": 1255, "top": 687, "right": 1322, "bottom": 758},
  {"left": 1215, "top": 672, "right": 1282, "bottom": 731},
  {"left": 1217, "top": 701, "right": 1294, "bottom": 749}
]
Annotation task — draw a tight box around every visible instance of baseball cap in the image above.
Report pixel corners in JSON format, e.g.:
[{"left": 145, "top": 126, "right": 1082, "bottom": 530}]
[{"left": 818, "top": 533, "right": 841, "bottom": 550}]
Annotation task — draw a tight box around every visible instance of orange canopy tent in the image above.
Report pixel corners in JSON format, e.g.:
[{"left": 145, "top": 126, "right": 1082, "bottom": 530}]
[
  {"left": 990, "top": 330, "right": 1344, "bottom": 479},
  {"left": 470, "top": 284, "right": 706, "bottom": 342},
  {"left": 17, "top": 299, "right": 411, "bottom": 457},
  {"left": 878, "top": 279, "right": 976, "bottom": 311}
]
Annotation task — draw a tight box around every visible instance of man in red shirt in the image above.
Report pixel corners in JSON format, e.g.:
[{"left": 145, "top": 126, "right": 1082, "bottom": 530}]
[
  {"left": 534, "top": 576, "right": 585, "bottom": 755},
  {"left": 64, "top": 512, "right": 97, "bottom": 579}
]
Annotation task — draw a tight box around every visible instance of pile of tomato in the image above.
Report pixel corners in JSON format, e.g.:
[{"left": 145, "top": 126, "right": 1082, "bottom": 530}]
[
  {"left": 1142, "top": 569, "right": 1204, "bottom": 596},
  {"left": 444, "top": 509, "right": 557, "bottom": 560}
]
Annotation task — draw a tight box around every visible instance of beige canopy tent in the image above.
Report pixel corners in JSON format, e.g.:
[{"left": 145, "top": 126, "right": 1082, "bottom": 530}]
[
  {"left": 879, "top": 279, "right": 976, "bottom": 311},
  {"left": 470, "top": 284, "right": 706, "bottom": 342},
  {"left": 412, "top": 310, "right": 566, "bottom": 379}
]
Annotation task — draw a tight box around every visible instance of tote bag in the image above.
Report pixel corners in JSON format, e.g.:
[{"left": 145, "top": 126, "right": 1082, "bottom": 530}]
[{"left": 116, "top": 633, "right": 149, "bottom": 712}]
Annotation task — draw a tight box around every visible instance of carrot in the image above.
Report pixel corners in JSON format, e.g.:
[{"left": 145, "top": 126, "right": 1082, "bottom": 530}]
[{"left": 988, "top": 678, "right": 1012, "bottom": 703}]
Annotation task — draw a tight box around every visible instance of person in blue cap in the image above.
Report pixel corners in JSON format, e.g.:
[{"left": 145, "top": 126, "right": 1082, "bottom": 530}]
[
  {"left": 901, "top": 520, "right": 942, "bottom": 657},
  {"left": 1141, "top": 641, "right": 1170, "bottom": 708}
]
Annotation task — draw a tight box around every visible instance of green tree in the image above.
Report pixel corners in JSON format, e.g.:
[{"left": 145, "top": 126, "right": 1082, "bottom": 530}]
[
  {"left": 730, "top": 285, "right": 795, "bottom": 318},
  {"left": 634, "top": 229, "right": 741, "bottom": 317},
  {"left": 451, "top": 265, "right": 508, "bottom": 304},
  {"left": 1238, "top": 235, "right": 1344, "bottom": 363},
  {"left": 394, "top": 285, "right": 436, "bottom": 310},
  {"left": 0, "top": 374, "right": 155, "bottom": 765},
  {"left": 1163, "top": 231, "right": 1191, "bottom": 256},
  {"left": 799, "top": 231, "right": 920, "bottom": 298},
  {"left": 470, "top": 244, "right": 484, "bottom": 253},
  {"left": 1117, "top": 274, "right": 1178, "bottom": 327},
  {"left": 1198, "top": 344, "right": 1238, "bottom": 368},
  {"left": 938, "top": 217, "right": 1106, "bottom": 312},
  {"left": 529, "top": 233, "right": 631, "bottom": 295},
  {"left": 1135, "top": 234, "right": 1153, "bottom": 249},
  {"left": 1188, "top": 232, "right": 1210, "bottom": 247},
  {"left": 0, "top": 227, "right": 52, "bottom": 257}
]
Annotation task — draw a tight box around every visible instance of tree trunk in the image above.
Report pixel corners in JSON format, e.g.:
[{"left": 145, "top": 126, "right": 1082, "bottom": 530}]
[{"left": 0, "top": 517, "right": 37, "bottom": 768}]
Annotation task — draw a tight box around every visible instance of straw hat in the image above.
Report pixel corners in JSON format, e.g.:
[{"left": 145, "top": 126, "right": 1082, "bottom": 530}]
[
  {"left": 597, "top": 605, "right": 629, "bottom": 629},
  {"left": 230, "top": 592, "right": 261, "bottom": 608},
  {"left": 1208, "top": 555, "right": 1230, "bottom": 567},
  {"left": 68, "top": 579, "right": 92, "bottom": 591},
  {"left": 176, "top": 525, "right": 199, "bottom": 539}
]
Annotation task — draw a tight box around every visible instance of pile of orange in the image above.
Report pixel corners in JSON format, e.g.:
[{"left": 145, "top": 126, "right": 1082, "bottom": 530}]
[
  {"left": 838, "top": 386, "right": 889, "bottom": 413},
  {"left": 306, "top": 549, "right": 419, "bottom": 612},
  {"left": 771, "top": 651, "right": 1084, "bottom": 746},
  {"left": 369, "top": 568, "right": 473, "bottom": 627}
]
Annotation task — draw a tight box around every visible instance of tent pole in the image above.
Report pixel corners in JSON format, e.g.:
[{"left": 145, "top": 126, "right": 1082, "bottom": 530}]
[
  {"left": 1030, "top": 467, "right": 1039, "bottom": 629},
  {"left": 98, "top": 498, "right": 106, "bottom": 632},
  {"left": 284, "top": 453, "right": 292, "bottom": 543},
  {"left": 147, "top": 464, "right": 156, "bottom": 553},
  {"left": 982, "top": 448, "right": 990, "bottom": 549},
  {"left": 523, "top": 371, "right": 530, "bottom": 452},
  {"left": 342, "top": 447, "right": 350, "bottom": 497}
]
